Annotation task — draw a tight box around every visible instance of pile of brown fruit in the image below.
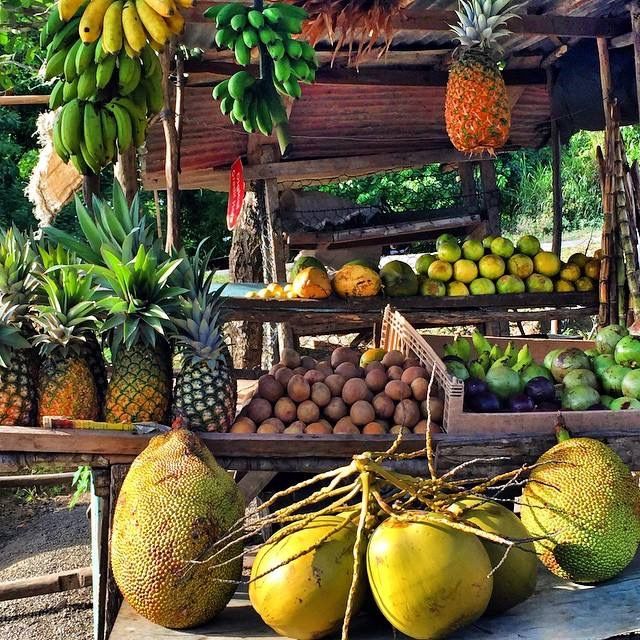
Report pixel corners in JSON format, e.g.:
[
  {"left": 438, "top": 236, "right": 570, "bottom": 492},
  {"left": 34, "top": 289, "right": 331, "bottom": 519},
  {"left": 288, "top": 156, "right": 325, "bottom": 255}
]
[{"left": 231, "top": 347, "right": 444, "bottom": 435}]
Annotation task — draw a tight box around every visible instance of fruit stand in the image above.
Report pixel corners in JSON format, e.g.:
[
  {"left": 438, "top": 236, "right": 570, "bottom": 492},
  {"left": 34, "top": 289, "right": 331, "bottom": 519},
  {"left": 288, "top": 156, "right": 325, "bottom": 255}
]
[{"left": 4, "top": 0, "right": 640, "bottom": 639}]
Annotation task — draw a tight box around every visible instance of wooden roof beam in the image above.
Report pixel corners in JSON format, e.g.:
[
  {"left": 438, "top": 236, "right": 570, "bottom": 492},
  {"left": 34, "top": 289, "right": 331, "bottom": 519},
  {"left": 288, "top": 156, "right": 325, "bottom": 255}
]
[
  {"left": 185, "top": 61, "right": 547, "bottom": 86},
  {"left": 188, "top": 3, "right": 630, "bottom": 38},
  {"left": 144, "top": 149, "right": 489, "bottom": 192}
]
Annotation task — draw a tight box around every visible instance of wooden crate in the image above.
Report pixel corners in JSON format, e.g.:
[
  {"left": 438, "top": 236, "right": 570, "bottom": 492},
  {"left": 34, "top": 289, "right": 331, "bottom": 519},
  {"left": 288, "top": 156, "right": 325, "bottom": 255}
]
[{"left": 380, "top": 314, "right": 640, "bottom": 435}]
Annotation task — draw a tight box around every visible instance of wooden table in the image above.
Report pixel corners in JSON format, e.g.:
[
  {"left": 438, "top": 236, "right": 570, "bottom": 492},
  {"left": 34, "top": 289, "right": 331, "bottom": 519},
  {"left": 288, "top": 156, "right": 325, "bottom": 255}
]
[
  {"left": 110, "top": 555, "right": 640, "bottom": 640},
  {"left": 3, "top": 424, "right": 640, "bottom": 640},
  {"left": 217, "top": 287, "right": 598, "bottom": 335}
]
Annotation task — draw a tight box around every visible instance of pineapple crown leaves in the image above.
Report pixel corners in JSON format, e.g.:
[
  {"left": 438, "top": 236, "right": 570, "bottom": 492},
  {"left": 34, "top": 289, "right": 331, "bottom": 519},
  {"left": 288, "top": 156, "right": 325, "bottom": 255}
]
[
  {"left": 171, "top": 239, "right": 228, "bottom": 370},
  {"left": 0, "top": 298, "right": 31, "bottom": 369},
  {"left": 173, "top": 286, "right": 227, "bottom": 371},
  {"left": 43, "top": 182, "right": 162, "bottom": 267},
  {"left": 450, "top": 0, "right": 526, "bottom": 53},
  {"left": 0, "top": 226, "right": 41, "bottom": 306},
  {"left": 30, "top": 266, "right": 102, "bottom": 358},
  {"left": 91, "top": 244, "right": 186, "bottom": 355}
]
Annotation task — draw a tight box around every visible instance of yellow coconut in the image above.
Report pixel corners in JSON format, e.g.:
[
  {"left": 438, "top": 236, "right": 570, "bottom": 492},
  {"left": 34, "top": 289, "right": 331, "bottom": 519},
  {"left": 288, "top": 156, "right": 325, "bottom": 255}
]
[
  {"left": 292, "top": 267, "right": 332, "bottom": 299},
  {"left": 332, "top": 264, "right": 382, "bottom": 298},
  {"left": 249, "top": 515, "right": 363, "bottom": 640},
  {"left": 449, "top": 499, "right": 537, "bottom": 614},
  {"left": 367, "top": 511, "right": 492, "bottom": 639},
  {"left": 360, "top": 348, "right": 386, "bottom": 368}
]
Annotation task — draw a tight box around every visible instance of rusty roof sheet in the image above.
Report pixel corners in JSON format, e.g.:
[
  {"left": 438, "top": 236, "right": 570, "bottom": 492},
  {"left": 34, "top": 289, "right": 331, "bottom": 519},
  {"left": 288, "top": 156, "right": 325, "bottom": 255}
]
[{"left": 142, "top": 0, "right": 625, "bottom": 190}]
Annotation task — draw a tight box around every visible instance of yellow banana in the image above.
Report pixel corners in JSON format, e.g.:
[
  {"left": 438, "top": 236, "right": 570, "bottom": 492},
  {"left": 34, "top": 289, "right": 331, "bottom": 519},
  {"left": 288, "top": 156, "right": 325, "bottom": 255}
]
[
  {"left": 148, "top": 38, "right": 164, "bottom": 51},
  {"left": 143, "top": 0, "right": 174, "bottom": 17},
  {"left": 135, "top": 0, "right": 169, "bottom": 45},
  {"left": 79, "top": 0, "right": 114, "bottom": 43},
  {"left": 122, "top": 0, "right": 147, "bottom": 53},
  {"left": 124, "top": 41, "right": 140, "bottom": 57},
  {"left": 59, "top": 0, "right": 86, "bottom": 21},
  {"left": 102, "top": 0, "right": 124, "bottom": 54},
  {"left": 172, "top": 0, "right": 192, "bottom": 8},
  {"left": 164, "top": 10, "right": 183, "bottom": 34}
]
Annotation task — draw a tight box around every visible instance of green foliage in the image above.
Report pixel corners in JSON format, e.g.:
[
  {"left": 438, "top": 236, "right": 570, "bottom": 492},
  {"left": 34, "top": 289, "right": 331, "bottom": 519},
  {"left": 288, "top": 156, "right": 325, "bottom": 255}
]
[
  {"left": 497, "top": 130, "right": 604, "bottom": 237},
  {"left": 69, "top": 465, "right": 91, "bottom": 509},
  {"left": 317, "top": 166, "right": 460, "bottom": 211}
]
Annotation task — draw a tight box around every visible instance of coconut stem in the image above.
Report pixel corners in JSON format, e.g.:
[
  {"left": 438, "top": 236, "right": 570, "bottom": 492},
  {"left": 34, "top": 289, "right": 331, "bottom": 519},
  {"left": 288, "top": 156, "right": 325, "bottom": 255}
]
[{"left": 341, "top": 471, "right": 371, "bottom": 640}]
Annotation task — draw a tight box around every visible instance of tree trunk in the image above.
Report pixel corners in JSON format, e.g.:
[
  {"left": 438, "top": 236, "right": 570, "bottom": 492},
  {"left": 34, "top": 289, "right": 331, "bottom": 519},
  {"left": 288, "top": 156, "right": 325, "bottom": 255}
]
[{"left": 227, "top": 192, "right": 264, "bottom": 369}]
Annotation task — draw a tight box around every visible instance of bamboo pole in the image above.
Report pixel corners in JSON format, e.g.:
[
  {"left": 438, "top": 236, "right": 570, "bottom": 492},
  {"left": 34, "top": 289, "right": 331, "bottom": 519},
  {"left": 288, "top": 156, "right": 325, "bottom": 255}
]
[{"left": 597, "top": 146, "right": 613, "bottom": 326}]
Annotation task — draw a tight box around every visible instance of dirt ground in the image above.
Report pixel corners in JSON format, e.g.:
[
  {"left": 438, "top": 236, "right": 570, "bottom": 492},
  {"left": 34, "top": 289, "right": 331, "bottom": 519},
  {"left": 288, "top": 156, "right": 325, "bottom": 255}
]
[{"left": 0, "top": 491, "right": 92, "bottom": 640}]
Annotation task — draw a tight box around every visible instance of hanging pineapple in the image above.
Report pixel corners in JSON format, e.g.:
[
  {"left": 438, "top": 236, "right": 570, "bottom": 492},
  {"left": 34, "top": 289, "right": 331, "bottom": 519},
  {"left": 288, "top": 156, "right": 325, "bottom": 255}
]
[{"left": 445, "top": 0, "right": 524, "bottom": 155}]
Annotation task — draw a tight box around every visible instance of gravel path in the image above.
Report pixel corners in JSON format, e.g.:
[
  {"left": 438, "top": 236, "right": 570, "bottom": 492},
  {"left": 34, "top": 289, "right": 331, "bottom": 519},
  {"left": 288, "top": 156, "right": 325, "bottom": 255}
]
[{"left": 0, "top": 494, "right": 92, "bottom": 640}]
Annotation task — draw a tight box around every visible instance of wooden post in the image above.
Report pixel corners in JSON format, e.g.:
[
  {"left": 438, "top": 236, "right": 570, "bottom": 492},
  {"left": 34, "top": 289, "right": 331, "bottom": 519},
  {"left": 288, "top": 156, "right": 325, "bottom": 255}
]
[
  {"left": 160, "top": 43, "right": 180, "bottom": 253},
  {"left": 458, "top": 162, "right": 476, "bottom": 211},
  {"left": 597, "top": 37, "right": 613, "bottom": 131},
  {"left": 228, "top": 192, "right": 264, "bottom": 369},
  {"left": 631, "top": 2, "right": 640, "bottom": 123},
  {"left": 479, "top": 160, "right": 500, "bottom": 235},
  {"left": 91, "top": 469, "right": 110, "bottom": 640},
  {"left": 114, "top": 146, "right": 137, "bottom": 205}
]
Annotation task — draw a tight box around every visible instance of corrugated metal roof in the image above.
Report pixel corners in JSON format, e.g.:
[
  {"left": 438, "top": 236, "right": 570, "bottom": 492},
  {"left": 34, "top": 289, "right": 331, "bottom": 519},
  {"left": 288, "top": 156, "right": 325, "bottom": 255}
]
[{"left": 142, "top": 0, "right": 625, "bottom": 190}]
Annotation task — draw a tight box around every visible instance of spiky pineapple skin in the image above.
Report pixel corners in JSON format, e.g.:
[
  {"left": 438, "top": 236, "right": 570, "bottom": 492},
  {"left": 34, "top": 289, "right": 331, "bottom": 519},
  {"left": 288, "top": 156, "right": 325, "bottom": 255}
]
[
  {"left": 173, "top": 356, "right": 237, "bottom": 432},
  {"left": 80, "top": 334, "right": 107, "bottom": 419},
  {"left": 445, "top": 51, "right": 510, "bottom": 155},
  {"left": 37, "top": 355, "right": 98, "bottom": 426},
  {"left": 0, "top": 349, "right": 38, "bottom": 426},
  {"left": 106, "top": 343, "right": 172, "bottom": 424}
]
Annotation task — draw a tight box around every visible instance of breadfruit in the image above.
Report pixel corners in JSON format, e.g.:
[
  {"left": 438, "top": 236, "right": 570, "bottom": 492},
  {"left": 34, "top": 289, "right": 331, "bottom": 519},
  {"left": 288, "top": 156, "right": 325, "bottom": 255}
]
[
  {"left": 110, "top": 429, "right": 245, "bottom": 628},
  {"left": 521, "top": 435, "right": 640, "bottom": 583}
]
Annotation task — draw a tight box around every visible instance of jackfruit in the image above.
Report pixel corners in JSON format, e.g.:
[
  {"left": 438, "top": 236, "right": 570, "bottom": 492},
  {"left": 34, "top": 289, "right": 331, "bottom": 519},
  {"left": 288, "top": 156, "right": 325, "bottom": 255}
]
[
  {"left": 110, "top": 429, "right": 245, "bottom": 628},
  {"left": 520, "top": 434, "right": 640, "bottom": 583}
]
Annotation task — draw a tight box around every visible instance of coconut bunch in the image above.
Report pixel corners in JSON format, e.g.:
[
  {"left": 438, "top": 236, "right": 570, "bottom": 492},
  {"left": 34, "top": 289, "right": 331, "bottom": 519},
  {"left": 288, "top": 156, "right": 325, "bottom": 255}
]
[
  {"left": 300, "top": 0, "right": 414, "bottom": 66},
  {"left": 193, "top": 380, "right": 542, "bottom": 640}
]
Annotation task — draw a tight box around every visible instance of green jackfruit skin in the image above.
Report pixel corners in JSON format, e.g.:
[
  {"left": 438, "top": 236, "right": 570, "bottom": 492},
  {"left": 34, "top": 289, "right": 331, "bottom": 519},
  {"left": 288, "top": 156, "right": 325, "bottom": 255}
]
[
  {"left": 110, "top": 429, "right": 245, "bottom": 628},
  {"left": 521, "top": 437, "right": 640, "bottom": 584}
]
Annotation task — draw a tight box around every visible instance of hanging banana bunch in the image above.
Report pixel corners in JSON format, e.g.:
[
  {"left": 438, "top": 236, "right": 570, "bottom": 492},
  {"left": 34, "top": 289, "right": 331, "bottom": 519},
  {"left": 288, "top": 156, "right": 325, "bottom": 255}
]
[
  {"left": 40, "top": 0, "right": 185, "bottom": 176},
  {"left": 205, "top": 2, "right": 318, "bottom": 143}
]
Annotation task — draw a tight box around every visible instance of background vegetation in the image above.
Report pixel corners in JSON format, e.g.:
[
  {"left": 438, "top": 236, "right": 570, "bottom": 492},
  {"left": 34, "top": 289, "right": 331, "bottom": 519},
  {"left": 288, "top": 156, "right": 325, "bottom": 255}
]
[{"left": 2, "top": 6, "right": 639, "bottom": 257}]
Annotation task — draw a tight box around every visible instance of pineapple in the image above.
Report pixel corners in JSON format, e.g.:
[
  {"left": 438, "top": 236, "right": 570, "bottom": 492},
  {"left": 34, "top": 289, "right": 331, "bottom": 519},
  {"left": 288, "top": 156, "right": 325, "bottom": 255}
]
[
  {"left": 173, "top": 244, "right": 236, "bottom": 431},
  {"left": 0, "top": 300, "right": 37, "bottom": 425},
  {"left": 31, "top": 260, "right": 101, "bottom": 426},
  {"left": 43, "top": 183, "right": 181, "bottom": 424},
  {"left": 39, "top": 245, "right": 108, "bottom": 415},
  {"left": 445, "top": 0, "right": 523, "bottom": 155},
  {"left": 0, "top": 227, "right": 41, "bottom": 424},
  {"left": 96, "top": 243, "right": 183, "bottom": 424}
]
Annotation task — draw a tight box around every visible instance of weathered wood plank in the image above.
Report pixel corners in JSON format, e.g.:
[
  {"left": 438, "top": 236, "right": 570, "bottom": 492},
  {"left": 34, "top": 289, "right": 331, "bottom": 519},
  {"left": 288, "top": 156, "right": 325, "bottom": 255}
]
[
  {"left": 287, "top": 214, "right": 481, "bottom": 250},
  {"left": 0, "top": 471, "right": 75, "bottom": 487},
  {"left": 184, "top": 60, "right": 546, "bottom": 87},
  {"left": 0, "top": 567, "right": 92, "bottom": 602},
  {"left": 3, "top": 428, "right": 640, "bottom": 473},
  {"left": 184, "top": 4, "right": 630, "bottom": 38},
  {"left": 110, "top": 553, "right": 640, "bottom": 640}
]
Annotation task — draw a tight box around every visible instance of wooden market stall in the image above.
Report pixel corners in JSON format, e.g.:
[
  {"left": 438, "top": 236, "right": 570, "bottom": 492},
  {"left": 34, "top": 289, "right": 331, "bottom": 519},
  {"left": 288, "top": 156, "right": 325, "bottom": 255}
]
[
  {"left": 5, "top": 1, "right": 640, "bottom": 640},
  {"left": 137, "top": 0, "right": 640, "bottom": 349}
]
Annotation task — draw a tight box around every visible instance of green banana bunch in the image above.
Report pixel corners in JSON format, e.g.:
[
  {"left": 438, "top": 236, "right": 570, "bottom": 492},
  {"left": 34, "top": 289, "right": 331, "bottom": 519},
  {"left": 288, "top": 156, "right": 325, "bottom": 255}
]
[
  {"left": 512, "top": 344, "right": 533, "bottom": 373},
  {"left": 471, "top": 330, "right": 492, "bottom": 355},
  {"left": 489, "top": 344, "right": 503, "bottom": 363},
  {"left": 503, "top": 341, "right": 517, "bottom": 367},
  {"left": 468, "top": 360, "right": 486, "bottom": 380}
]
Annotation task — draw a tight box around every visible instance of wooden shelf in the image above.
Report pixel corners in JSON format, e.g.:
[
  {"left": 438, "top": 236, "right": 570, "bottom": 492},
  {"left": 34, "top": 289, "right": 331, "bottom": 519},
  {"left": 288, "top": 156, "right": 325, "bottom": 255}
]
[
  {"left": 110, "top": 555, "right": 640, "bottom": 640},
  {"left": 218, "top": 289, "right": 599, "bottom": 334},
  {"left": 2, "top": 426, "right": 639, "bottom": 476}
]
